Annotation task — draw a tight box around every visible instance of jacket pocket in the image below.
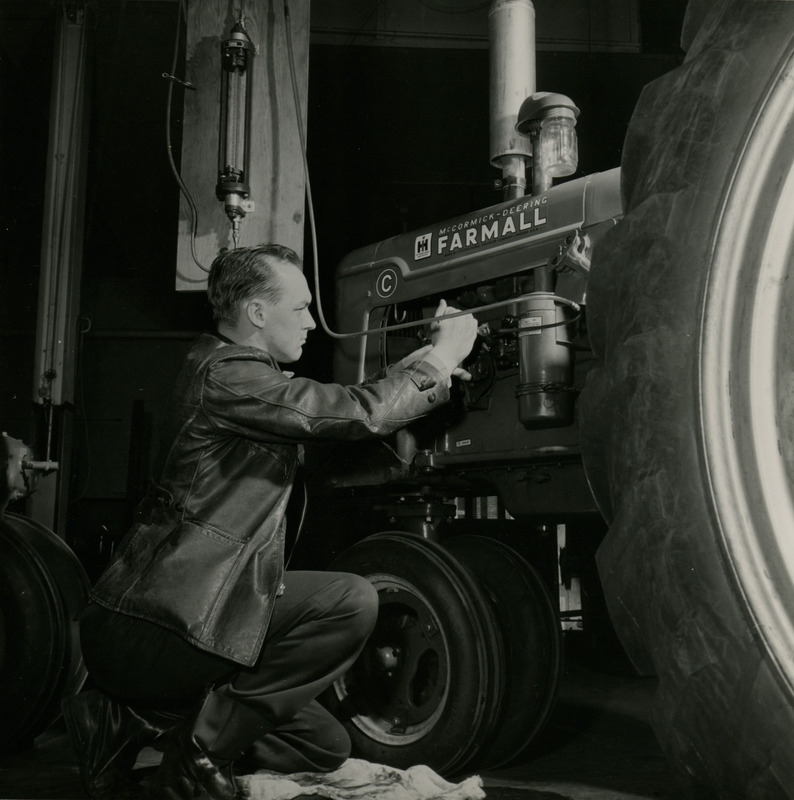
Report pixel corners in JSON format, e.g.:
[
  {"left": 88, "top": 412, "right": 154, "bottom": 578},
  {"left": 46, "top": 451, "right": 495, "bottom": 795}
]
[{"left": 125, "top": 520, "right": 245, "bottom": 640}]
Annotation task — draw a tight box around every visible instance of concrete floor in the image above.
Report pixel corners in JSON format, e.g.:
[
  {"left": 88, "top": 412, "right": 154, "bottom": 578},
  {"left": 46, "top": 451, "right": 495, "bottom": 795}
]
[
  {"left": 481, "top": 659, "right": 679, "bottom": 800},
  {"left": 0, "top": 645, "right": 680, "bottom": 800}
]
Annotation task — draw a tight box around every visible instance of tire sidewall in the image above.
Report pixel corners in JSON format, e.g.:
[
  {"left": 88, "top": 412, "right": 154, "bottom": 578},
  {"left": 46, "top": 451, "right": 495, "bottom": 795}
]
[{"left": 580, "top": 4, "right": 794, "bottom": 797}]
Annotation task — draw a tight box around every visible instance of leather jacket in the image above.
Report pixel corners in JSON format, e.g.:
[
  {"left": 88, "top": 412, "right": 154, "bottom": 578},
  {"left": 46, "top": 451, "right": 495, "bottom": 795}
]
[{"left": 90, "top": 332, "right": 449, "bottom": 666}]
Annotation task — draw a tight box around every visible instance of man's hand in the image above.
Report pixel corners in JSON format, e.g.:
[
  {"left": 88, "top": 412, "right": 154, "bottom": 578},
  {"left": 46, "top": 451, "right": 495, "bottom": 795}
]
[
  {"left": 429, "top": 299, "right": 478, "bottom": 378},
  {"left": 399, "top": 343, "right": 473, "bottom": 381},
  {"left": 396, "top": 301, "right": 477, "bottom": 382}
]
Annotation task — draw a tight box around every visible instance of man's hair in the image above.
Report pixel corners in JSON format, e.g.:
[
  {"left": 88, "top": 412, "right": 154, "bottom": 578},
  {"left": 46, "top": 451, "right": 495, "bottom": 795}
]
[{"left": 207, "top": 243, "right": 302, "bottom": 327}]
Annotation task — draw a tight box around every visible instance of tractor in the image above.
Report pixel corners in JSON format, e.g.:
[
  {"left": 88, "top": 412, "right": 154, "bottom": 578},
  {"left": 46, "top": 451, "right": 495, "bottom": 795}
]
[{"left": 303, "top": 2, "right": 794, "bottom": 798}]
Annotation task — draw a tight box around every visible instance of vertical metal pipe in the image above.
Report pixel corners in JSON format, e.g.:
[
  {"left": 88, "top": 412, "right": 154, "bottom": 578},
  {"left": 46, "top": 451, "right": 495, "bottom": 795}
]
[
  {"left": 489, "top": 0, "right": 535, "bottom": 200},
  {"left": 532, "top": 160, "right": 554, "bottom": 196},
  {"left": 34, "top": 1, "right": 91, "bottom": 410},
  {"left": 30, "top": 2, "right": 92, "bottom": 534}
]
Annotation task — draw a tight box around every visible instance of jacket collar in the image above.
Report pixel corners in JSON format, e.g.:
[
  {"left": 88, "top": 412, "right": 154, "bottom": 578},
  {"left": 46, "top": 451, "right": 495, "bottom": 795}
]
[{"left": 204, "top": 330, "right": 286, "bottom": 374}]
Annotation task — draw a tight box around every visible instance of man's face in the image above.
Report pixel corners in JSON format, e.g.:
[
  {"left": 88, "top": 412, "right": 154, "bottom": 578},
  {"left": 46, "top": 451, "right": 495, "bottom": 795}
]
[{"left": 256, "top": 262, "right": 316, "bottom": 363}]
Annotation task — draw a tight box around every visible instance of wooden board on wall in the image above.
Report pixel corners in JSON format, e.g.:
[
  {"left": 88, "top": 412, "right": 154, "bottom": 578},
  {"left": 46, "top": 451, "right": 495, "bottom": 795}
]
[{"left": 176, "top": 0, "right": 310, "bottom": 290}]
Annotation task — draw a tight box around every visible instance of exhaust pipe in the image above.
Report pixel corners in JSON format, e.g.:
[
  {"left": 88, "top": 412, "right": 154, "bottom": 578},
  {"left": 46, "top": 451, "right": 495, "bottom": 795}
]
[{"left": 489, "top": 0, "right": 535, "bottom": 200}]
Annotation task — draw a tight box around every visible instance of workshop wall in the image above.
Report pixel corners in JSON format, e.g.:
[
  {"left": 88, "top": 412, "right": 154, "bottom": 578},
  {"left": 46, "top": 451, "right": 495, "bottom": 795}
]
[{"left": 0, "top": 7, "right": 54, "bottom": 447}]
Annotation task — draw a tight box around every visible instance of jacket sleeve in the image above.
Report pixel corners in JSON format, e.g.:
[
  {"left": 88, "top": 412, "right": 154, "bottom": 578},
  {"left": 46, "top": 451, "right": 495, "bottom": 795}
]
[
  {"left": 202, "top": 355, "right": 450, "bottom": 442},
  {"left": 365, "top": 349, "right": 453, "bottom": 388}
]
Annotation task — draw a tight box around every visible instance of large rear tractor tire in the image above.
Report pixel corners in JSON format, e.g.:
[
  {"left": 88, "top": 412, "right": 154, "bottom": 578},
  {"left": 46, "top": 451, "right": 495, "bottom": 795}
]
[{"left": 580, "top": 3, "right": 794, "bottom": 798}]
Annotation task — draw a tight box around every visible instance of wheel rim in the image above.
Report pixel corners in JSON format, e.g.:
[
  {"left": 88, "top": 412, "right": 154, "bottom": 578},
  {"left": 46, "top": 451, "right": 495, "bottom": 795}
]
[
  {"left": 700, "top": 45, "right": 794, "bottom": 694},
  {"left": 333, "top": 572, "right": 450, "bottom": 745}
]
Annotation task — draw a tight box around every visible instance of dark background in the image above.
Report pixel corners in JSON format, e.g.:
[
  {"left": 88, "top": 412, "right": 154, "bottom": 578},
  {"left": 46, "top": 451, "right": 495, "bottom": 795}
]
[{"left": 0, "top": 0, "right": 686, "bottom": 574}]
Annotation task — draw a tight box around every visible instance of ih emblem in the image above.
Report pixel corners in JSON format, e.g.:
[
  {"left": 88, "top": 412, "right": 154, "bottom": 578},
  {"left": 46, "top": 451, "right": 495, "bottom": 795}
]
[{"left": 414, "top": 233, "right": 432, "bottom": 260}]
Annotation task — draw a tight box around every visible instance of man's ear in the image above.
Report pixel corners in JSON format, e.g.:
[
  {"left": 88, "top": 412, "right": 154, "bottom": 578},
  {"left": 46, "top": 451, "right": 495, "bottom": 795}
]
[{"left": 245, "top": 299, "right": 267, "bottom": 329}]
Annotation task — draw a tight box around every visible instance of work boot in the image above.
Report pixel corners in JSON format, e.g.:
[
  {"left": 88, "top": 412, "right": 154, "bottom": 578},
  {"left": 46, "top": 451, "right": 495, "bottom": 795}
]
[
  {"left": 154, "top": 724, "right": 243, "bottom": 800},
  {"left": 62, "top": 690, "right": 181, "bottom": 800},
  {"left": 153, "top": 689, "right": 271, "bottom": 799}
]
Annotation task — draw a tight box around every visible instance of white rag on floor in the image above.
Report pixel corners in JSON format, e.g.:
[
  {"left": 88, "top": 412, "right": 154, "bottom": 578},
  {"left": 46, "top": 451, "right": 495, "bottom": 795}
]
[{"left": 239, "top": 757, "right": 485, "bottom": 800}]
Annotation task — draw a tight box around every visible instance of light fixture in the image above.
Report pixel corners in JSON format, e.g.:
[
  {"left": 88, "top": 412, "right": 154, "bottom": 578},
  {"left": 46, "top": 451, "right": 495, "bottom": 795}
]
[
  {"left": 216, "top": 18, "right": 255, "bottom": 247},
  {"left": 516, "top": 92, "right": 579, "bottom": 192}
]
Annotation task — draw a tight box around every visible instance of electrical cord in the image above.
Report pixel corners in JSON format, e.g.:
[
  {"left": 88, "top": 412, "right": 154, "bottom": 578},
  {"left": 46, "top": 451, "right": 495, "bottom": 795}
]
[{"left": 283, "top": 2, "right": 580, "bottom": 341}]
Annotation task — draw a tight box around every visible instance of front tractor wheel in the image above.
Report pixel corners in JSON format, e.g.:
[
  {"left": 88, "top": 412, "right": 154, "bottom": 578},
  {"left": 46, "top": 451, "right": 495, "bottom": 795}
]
[
  {"left": 324, "top": 531, "right": 563, "bottom": 775},
  {"left": 444, "top": 534, "right": 562, "bottom": 770},
  {"left": 323, "top": 533, "right": 503, "bottom": 776}
]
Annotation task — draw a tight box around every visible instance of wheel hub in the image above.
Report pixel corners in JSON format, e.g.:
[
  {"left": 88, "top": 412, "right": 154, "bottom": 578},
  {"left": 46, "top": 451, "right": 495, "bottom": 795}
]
[{"left": 347, "top": 583, "right": 448, "bottom": 731}]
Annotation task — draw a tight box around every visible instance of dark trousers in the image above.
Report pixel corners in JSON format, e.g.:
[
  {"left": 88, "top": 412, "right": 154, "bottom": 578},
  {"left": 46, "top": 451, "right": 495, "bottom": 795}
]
[{"left": 80, "top": 571, "right": 378, "bottom": 773}]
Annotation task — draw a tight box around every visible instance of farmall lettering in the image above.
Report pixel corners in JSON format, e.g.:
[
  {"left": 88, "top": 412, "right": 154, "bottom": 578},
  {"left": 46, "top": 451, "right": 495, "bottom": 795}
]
[{"left": 413, "top": 195, "right": 549, "bottom": 261}]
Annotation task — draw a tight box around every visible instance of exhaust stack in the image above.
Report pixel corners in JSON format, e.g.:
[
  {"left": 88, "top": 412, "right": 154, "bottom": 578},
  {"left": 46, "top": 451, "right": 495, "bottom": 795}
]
[{"left": 489, "top": 0, "right": 535, "bottom": 200}]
